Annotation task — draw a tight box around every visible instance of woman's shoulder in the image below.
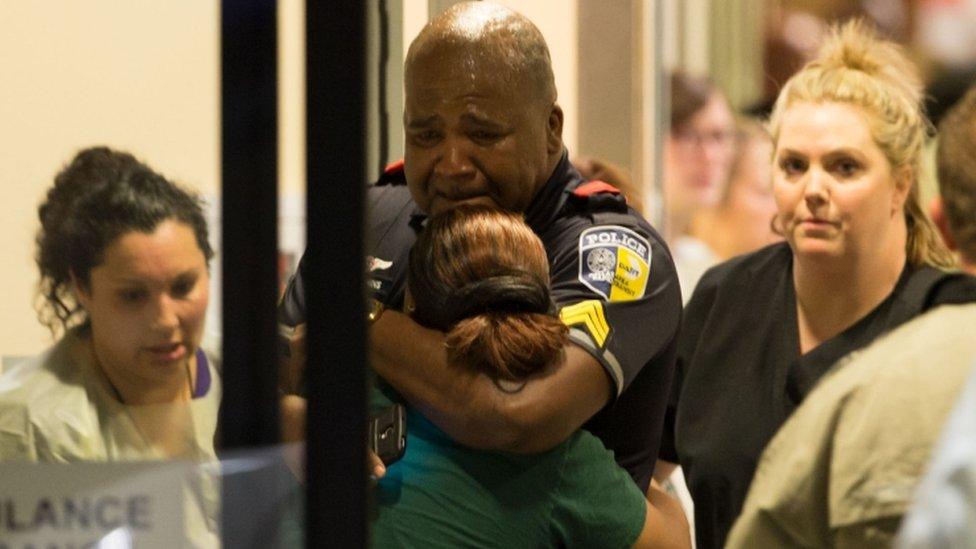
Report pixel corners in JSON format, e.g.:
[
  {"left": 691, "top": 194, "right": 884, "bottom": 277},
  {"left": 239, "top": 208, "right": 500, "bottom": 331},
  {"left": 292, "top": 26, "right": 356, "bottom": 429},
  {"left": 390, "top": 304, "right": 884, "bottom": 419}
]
[
  {"left": 557, "top": 431, "right": 642, "bottom": 496},
  {"left": 0, "top": 334, "right": 99, "bottom": 460},
  {"left": 705, "top": 241, "right": 790, "bottom": 284},
  {"left": 0, "top": 336, "right": 84, "bottom": 405},
  {"left": 919, "top": 269, "right": 976, "bottom": 307},
  {"left": 879, "top": 266, "right": 976, "bottom": 328},
  {"left": 687, "top": 242, "right": 791, "bottom": 308},
  {"left": 552, "top": 431, "right": 647, "bottom": 546}
]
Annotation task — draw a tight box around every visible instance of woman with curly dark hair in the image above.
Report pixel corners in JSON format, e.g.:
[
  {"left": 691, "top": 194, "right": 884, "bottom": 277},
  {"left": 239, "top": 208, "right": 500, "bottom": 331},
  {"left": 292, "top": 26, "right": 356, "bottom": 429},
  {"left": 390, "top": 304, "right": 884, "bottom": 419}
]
[{"left": 0, "top": 146, "right": 220, "bottom": 543}]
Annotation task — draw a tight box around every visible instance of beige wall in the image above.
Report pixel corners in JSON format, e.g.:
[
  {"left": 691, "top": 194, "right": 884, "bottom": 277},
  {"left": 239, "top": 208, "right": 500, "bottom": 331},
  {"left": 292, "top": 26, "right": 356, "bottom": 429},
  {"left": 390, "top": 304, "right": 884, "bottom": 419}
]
[
  {"left": 501, "top": 1, "right": 579, "bottom": 154},
  {"left": 0, "top": 0, "right": 583, "bottom": 360},
  {"left": 0, "top": 1, "right": 220, "bottom": 357}
]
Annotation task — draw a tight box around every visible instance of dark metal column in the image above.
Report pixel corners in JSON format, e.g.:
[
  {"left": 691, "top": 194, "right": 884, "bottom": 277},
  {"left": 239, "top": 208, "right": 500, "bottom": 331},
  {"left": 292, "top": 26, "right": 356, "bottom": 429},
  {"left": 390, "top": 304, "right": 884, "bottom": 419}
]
[
  {"left": 219, "top": 0, "right": 280, "bottom": 544},
  {"left": 305, "top": 2, "right": 369, "bottom": 546},
  {"left": 219, "top": 0, "right": 279, "bottom": 450}
]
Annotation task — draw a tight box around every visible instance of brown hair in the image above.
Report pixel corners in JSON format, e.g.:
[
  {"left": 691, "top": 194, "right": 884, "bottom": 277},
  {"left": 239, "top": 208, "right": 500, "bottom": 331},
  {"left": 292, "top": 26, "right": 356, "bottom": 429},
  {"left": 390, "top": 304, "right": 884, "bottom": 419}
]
[
  {"left": 937, "top": 84, "right": 976, "bottom": 263},
  {"left": 408, "top": 205, "right": 567, "bottom": 381},
  {"left": 670, "top": 71, "right": 721, "bottom": 130},
  {"left": 768, "top": 20, "right": 955, "bottom": 268}
]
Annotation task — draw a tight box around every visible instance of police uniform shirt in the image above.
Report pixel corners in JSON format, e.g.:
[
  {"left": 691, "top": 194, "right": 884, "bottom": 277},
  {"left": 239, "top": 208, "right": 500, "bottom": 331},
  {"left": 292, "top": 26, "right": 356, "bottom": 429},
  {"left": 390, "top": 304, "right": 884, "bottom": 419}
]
[
  {"left": 280, "top": 153, "right": 682, "bottom": 491},
  {"left": 659, "top": 241, "right": 976, "bottom": 549}
]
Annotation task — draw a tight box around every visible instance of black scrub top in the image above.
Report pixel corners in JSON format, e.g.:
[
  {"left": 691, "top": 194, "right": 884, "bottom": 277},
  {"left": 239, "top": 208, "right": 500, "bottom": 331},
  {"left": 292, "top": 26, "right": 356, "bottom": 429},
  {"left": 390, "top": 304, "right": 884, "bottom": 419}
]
[
  {"left": 281, "top": 153, "right": 683, "bottom": 491},
  {"left": 659, "top": 242, "right": 976, "bottom": 549}
]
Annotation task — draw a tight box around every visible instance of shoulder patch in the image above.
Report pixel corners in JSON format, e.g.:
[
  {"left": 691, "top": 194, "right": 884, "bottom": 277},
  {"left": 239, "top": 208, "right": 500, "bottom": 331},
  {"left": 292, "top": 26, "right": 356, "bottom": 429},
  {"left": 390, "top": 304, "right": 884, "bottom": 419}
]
[{"left": 578, "top": 226, "right": 652, "bottom": 301}]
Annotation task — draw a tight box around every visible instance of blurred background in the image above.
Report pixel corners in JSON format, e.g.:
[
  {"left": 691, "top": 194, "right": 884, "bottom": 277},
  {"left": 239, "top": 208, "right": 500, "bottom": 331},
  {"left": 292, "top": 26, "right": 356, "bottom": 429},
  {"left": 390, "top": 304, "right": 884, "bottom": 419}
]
[{"left": 2, "top": 0, "right": 975, "bottom": 365}]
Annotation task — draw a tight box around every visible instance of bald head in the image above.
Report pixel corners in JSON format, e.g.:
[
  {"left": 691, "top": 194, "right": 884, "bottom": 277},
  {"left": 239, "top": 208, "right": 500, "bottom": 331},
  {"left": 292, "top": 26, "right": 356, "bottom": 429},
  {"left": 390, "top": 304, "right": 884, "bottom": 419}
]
[{"left": 405, "top": 2, "right": 557, "bottom": 108}]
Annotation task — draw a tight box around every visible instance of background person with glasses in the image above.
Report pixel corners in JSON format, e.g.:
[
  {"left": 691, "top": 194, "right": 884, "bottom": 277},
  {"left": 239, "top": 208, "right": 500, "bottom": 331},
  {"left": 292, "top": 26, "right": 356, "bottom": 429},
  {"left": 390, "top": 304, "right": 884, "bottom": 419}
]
[{"left": 663, "top": 72, "right": 737, "bottom": 303}]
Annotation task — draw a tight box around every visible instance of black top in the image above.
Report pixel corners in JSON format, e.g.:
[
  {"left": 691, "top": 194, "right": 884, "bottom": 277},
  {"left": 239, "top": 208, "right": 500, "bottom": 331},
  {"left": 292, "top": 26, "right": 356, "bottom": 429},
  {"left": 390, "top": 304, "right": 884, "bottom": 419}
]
[
  {"left": 659, "top": 242, "right": 976, "bottom": 549},
  {"left": 281, "top": 153, "right": 682, "bottom": 490}
]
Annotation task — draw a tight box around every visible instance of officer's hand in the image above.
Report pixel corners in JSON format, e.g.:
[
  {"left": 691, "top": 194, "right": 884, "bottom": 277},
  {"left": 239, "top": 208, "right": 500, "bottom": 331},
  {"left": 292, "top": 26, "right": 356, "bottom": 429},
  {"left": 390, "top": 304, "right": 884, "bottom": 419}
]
[
  {"left": 279, "top": 323, "right": 306, "bottom": 395},
  {"left": 369, "top": 450, "right": 386, "bottom": 480},
  {"left": 279, "top": 395, "right": 386, "bottom": 481}
]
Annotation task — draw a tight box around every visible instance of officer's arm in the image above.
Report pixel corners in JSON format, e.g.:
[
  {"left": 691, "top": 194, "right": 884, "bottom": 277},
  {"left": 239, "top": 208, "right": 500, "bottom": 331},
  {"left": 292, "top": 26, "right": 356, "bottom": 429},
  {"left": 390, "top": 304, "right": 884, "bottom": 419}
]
[{"left": 370, "top": 309, "right": 612, "bottom": 453}]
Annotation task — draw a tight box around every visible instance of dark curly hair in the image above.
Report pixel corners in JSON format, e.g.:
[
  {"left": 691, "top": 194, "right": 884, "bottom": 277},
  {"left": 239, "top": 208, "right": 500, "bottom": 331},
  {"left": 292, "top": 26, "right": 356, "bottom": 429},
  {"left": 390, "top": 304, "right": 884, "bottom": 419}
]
[
  {"left": 407, "top": 205, "right": 566, "bottom": 381},
  {"left": 35, "top": 146, "right": 214, "bottom": 334}
]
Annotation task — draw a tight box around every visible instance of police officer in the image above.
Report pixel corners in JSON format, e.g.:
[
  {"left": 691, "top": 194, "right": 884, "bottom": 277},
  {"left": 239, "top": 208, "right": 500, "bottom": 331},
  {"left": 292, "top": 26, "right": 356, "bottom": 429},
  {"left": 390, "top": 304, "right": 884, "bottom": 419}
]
[{"left": 281, "top": 1, "right": 681, "bottom": 491}]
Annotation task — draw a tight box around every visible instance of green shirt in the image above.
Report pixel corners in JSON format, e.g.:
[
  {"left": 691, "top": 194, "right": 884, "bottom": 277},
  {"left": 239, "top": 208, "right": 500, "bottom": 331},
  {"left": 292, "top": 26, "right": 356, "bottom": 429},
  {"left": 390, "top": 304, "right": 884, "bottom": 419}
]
[{"left": 372, "top": 406, "right": 646, "bottom": 548}]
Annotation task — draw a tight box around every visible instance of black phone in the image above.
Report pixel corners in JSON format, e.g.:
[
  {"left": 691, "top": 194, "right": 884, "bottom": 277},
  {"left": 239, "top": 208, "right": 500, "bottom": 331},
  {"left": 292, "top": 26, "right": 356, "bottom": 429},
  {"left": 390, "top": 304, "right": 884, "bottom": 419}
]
[{"left": 369, "top": 404, "right": 407, "bottom": 466}]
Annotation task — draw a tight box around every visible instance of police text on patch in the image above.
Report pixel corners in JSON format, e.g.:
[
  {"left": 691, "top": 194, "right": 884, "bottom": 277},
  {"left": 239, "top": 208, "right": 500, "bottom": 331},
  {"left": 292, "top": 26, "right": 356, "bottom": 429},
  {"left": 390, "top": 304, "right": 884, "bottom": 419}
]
[{"left": 582, "top": 230, "right": 648, "bottom": 258}]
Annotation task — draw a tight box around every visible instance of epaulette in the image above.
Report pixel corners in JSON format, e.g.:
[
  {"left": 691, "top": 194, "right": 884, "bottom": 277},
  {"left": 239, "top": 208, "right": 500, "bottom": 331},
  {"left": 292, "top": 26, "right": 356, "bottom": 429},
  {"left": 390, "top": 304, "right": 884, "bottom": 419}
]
[
  {"left": 569, "top": 180, "right": 628, "bottom": 213},
  {"left": 376, "top": 159, "right": 407, "bottom": 186}
]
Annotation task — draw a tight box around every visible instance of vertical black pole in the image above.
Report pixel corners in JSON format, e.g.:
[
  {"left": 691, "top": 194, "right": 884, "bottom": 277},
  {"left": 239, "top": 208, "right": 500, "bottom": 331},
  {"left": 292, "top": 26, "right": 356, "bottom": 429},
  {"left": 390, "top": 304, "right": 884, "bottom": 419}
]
[
  {"left": 219, "top": 0, "right": 280, "bottom": 545},
  {"left": 306, "top": 2, "right": 368, "bottom": 547}
]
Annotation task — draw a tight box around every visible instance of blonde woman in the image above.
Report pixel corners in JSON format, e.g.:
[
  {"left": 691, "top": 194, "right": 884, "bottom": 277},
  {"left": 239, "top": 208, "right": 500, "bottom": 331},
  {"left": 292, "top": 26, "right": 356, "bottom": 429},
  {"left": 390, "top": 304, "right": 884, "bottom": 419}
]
[{"left": 658, "top": 21, "right": 971, "bottom": 548}]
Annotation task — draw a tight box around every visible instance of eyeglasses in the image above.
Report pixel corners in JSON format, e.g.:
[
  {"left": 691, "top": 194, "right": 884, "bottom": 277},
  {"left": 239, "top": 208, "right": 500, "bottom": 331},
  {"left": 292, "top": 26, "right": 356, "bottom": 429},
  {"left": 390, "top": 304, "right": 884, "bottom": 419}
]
[{"left": 672, "top": 128, "right": 734, "bottom": 149}]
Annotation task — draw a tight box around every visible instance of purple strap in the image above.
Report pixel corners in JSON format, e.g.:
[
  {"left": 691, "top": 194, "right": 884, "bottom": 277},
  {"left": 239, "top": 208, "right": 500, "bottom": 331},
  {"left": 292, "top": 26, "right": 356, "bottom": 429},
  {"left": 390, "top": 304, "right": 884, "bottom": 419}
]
[{"left": 193, "top": 349, "right": 212, "bottom": 399}]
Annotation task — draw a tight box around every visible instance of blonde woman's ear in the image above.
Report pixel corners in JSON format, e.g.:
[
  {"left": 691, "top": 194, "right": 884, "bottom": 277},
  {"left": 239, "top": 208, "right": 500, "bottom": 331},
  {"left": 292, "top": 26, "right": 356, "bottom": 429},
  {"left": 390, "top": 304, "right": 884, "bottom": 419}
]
[{"left": 892, "top": 165, "right": 913, "bottom": 213}]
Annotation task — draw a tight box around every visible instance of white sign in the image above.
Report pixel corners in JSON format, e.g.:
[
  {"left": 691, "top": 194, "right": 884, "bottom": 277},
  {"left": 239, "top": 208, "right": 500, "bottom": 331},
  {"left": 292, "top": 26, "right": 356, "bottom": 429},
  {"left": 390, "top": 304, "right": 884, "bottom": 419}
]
[{"left": 0, "top": 461, "right": 191, "bottom": 548}]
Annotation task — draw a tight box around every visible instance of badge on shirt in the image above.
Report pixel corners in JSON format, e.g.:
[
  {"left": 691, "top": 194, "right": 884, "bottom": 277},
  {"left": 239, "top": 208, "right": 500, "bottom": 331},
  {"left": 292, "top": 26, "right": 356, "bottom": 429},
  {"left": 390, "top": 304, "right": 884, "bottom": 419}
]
[{"left": 577, "top": 226, "right": 651, "bottom": 301}]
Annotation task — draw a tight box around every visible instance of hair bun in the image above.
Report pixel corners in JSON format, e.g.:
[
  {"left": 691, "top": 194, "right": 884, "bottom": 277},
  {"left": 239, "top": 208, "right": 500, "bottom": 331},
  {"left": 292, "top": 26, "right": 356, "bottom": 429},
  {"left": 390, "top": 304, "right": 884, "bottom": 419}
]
[
  {"left": 812, "top": 19, "right": 923, "bottom": 106},
  {"left": 446, "top": 312, "right": 567, "bottom": 381}
]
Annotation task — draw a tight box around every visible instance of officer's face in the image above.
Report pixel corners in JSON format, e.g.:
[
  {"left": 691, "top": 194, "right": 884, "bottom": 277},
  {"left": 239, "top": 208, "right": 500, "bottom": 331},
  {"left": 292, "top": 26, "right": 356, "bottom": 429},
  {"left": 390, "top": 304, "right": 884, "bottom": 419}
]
[
  {"left": 74, "top": 219, "right": 210, "bottom": 401},
  {"left": 403, "top": 51, "right": 563, "bottom": 216}
]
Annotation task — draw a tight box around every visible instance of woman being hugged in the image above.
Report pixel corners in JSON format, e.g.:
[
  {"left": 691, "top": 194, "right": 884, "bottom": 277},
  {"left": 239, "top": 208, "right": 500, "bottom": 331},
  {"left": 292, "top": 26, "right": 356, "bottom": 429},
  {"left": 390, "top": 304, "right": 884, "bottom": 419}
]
[
  {"left": 0, "top": 146, "right": 219, "bottom": 462},
  {"left": 372, "top": 205, "right": 689, "bottom": 549},
  {"left": 659, "top": 21, "right": 972, "bottom": 549}
]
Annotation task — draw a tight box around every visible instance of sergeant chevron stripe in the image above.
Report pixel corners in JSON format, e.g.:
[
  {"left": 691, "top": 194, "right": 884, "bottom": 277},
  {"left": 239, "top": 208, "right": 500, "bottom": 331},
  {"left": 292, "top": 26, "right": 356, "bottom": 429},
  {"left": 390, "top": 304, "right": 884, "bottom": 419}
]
[{"left": 559, "top": 300, "right": 610, "bottom": 348}]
